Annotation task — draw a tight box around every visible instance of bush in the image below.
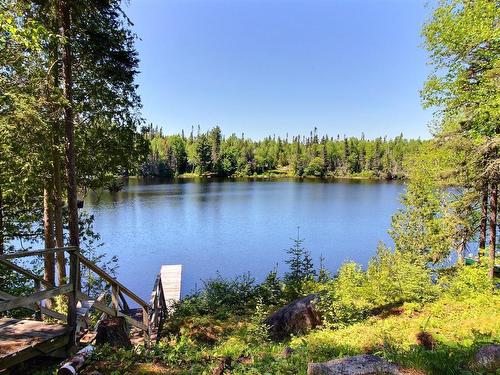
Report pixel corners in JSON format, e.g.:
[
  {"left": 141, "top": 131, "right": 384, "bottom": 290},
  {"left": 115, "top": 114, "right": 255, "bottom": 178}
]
[
  {"left": 318, "top": 246, "right": 435, "bottom": 327},
  {"left": 439, "top": 264, "right": 493, "bottom": 298},
  {"left": 365, "top": 244, "right": 436, "bottom": 306},
  {"left": 319, "top": 262, "right": 372, "bottom": 327},
  {"left": 171, "top": 272, "right": 258, "bottom": 321}
]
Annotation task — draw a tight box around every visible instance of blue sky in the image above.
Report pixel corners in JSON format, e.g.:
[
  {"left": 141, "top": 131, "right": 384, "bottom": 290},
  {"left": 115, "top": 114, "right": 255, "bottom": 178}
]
[{"left": 126, "top": 0, "right": 434, "bottom": 140}]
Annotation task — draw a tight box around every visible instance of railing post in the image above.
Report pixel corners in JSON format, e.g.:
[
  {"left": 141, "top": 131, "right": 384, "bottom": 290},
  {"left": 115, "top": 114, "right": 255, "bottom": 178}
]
[
  {"left": 33, "top": 280, "right": 42, "bottom": 321},
  {"left": 111, "top": 284, "right": 119, "bottom": 316},
  {"left": 67, "top": 247, "right": 79, "bottom": 351},
  {"left": 143, "top": 304, "right": 150, "bottom": 343}
]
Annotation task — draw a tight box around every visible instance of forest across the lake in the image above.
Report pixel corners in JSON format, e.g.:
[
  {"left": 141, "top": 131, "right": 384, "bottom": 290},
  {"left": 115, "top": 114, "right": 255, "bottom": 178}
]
[{"left": 141, "top": 126, "right": 423, "bottom": 180}]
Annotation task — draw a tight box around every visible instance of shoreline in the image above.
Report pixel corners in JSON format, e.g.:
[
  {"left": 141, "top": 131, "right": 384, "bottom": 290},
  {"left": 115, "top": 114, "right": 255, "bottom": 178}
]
[{"left": 130, "top": 173, "right": 405, "bottom": 182}]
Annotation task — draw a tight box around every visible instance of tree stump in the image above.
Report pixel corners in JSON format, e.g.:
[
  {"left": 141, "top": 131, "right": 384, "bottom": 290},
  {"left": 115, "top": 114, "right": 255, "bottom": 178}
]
[{"left": 95, "top": 317, "right": 131, "bottom": 348}]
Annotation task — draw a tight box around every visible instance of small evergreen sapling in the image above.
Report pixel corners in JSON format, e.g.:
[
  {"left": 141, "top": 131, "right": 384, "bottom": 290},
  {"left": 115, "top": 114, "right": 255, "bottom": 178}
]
[{"left": 284, "top": 227, "right": 316, "bottom": 299}]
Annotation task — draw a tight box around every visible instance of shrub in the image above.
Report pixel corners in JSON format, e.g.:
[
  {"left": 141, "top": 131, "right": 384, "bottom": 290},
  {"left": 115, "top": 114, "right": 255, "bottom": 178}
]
[
  {"left": 319, "top": 246, "right": 435, "bottom": 327},
  {"left": 256, "top": 267, "right": 285, "bottom": 308},
  {"left": 170, "top": 272, "right": 258, "bottom": 321},
  {"left": 365, "top": 244, "right": 436, "bottom": 307},
  {"left": 439, "top": 264, "right": 493, "bottom": 298},
  {"left": 319, "top": 262, "right": 372, "bottom": 327}
]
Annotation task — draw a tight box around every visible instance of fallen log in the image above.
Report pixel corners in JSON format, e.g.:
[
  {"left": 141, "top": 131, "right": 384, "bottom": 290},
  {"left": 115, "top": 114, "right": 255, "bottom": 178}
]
[{"left": 58, "top": 345, "right": 94, "bottom": 375}]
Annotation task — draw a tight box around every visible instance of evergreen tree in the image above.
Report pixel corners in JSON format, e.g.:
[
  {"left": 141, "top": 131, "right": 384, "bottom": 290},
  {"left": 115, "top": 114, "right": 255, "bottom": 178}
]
[{"left": 284, "top": 228, "right": 316, "bottom": 299}]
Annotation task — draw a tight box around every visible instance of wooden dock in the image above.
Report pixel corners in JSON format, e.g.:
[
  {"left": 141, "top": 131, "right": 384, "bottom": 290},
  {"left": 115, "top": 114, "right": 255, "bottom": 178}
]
[
  {"left": 0, "top": 318, "right": 71, "bottom": 369},
  {"left": 160, "top": 264, "right": 182, "bottom": 310}
]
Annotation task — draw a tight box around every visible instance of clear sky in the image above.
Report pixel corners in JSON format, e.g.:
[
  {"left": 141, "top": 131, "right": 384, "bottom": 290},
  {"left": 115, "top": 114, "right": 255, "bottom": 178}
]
[{"left": 126, "top": 0, "right": 434, "bottom": 140}]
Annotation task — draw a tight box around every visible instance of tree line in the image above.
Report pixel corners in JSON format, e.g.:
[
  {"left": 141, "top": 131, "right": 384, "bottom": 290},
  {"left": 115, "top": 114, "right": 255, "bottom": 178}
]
[{"left": 141, "top": 125, "right": 423, "bottom": 179}]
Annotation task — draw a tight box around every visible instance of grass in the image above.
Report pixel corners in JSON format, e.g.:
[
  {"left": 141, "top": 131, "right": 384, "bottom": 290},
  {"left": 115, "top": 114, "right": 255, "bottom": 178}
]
[{"left": 76, "top": 293, "right": 499, "bottom": 374}]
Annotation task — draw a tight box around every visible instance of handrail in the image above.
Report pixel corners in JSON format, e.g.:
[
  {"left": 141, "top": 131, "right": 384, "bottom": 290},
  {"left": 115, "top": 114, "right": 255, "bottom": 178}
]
[
  {"left": 0, "top": 284, "right": 73, "bottom": 312},
  {"left": 0, "top": 290, "right": 67, "bottom": 322},
  {"left": 77, "top": 291, "right": 148, "bottom": 332},
  {"left": 0, "top": 247, "right": 77, "bottom": 260},
  {"left": 76, "top": 252, "right": 149, "bottom": 309},
  {"left": 0, "top": 246, "right": 151, "bottom": 343},
  {"left": 0, "top": 258, "right": 52, "bottom": 287},
  {"left": 148, "top": 270, "right": 169, "bottom": 341}
]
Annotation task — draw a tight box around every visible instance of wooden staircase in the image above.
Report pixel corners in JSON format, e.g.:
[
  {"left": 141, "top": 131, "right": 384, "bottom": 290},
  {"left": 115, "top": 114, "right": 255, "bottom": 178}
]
[{"left": 0, "top": 247, "right": 181, "bottom": 370}]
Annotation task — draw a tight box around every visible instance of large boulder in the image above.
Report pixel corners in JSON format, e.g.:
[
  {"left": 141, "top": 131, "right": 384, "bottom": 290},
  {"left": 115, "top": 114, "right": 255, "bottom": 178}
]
[
  {"left": 264, "top": 294, "right": 321, "bottom": 340},
  {"left": 470, "top": 344, "right": 500, "bottom": 372},
  {"left": 307, "top": 354, "right": 401, "bottom": 375}
]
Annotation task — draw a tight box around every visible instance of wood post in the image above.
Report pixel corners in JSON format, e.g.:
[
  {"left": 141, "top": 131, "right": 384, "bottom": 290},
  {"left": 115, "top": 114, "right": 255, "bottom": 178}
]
[
  {"left": 111, "top": 284, "right": 119, "bottom": 315},
  {"left": 34, "top": 280, "right": 42, "bottom": 321}
]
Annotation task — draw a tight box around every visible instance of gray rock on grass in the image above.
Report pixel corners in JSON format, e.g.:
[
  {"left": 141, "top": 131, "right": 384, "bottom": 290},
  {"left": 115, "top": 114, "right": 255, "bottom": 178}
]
[{"left": 307, "top": 354, "right": 402, "bottom": 375}]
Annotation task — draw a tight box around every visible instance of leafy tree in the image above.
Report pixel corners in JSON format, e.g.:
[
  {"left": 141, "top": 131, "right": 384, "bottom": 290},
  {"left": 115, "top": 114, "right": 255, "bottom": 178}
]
[
  {"left": 195, "top": 134, "right": 212, "bottom": 174},
  {"left": 418, "top": 0, "right": 499, "bottom": 274}
]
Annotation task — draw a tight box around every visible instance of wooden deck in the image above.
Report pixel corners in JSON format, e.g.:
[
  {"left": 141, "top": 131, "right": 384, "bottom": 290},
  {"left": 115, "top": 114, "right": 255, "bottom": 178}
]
[
  {"left": 0, "top": 318, "right": 71, "bottom": 370},
  {"left": 0, "top": 249, "right": 183, "bottom": 370}
]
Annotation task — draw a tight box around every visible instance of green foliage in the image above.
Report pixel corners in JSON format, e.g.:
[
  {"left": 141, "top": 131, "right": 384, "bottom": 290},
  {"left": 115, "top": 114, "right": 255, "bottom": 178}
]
[
  {"left": 142, "top": 126, "right": 423, "bottom": 179},
  {"left": 171, "top": 272, "right": 258, "bottom": 321},
  {"left": 418, "top": 0, "right": 499, "bottom": 277},
  {"left": 84, "top": 279, "right": 499, "bottom": 375},
  {"left": 319, "top": 246, "right": 435, "bottom": 328},
  {"left": 366, "top": 244, "right": 436, "bottom": 307},
  {"left": 256, "top": 266, "right": 285, "bottom": 308},
  {"left": 440, "top": 264, "right": 493, "bottom": 299},
  {"left": 283, "top": 230, "right": 316, "bottom": 300},
  {"left": 422, "top": 0, "right": 499, "bottom": 138}
]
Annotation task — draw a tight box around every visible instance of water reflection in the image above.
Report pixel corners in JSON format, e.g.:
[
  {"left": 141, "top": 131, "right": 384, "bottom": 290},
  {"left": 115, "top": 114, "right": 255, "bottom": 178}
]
[{"left": 85, "top": 177, "right": 405, "bottom": 300}]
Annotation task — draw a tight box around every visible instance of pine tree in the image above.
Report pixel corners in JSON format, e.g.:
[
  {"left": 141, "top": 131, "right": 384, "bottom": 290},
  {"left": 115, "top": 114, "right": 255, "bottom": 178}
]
[{"left": 284, "top": 228, "right": 316, "bottom": 299}]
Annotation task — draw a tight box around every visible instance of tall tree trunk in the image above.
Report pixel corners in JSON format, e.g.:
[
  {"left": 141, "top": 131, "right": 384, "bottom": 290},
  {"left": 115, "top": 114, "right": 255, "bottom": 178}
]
[
  {"left": 0, "top": 186, "right": 4, "bottom": 254},
  {"left": 479, "top": 185, "right": 488, "bottom": 256},
  {"left": 457, "top": 240, "right": 465, "bottom": 265},
  {"left": 51, "top": 36, "right": 66, "bottom": 285},
  {"left": 58, "top": 0, "right": 79, "bottom": 249},
  {"left": 488, "top": 184, "right": 497, "bottom": 279},
  {"left": 53, "top": 144, "right": 66, "bottom": 284},
  {"left": 43, "top": 187, "right": 55, "bottom": 296},
  {"left": 58, "top": 0, "right": 78, "bottom": 349}
]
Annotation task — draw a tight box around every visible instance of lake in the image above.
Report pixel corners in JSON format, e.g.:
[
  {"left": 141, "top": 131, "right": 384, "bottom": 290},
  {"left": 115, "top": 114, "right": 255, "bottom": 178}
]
[{"left": 85, "top": 177, "right": 405, "bottom": 301}]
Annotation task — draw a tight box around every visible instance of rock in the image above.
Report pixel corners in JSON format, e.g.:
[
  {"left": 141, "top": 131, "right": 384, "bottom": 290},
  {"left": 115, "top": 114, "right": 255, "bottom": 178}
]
[
  {"left": 307, "top": 354, "right": 401, "bottom": 375},
  {"left": 264, "top": 294, "right": 321, "bottom": 340},
  {"left": 471, "top": 344, "right": 500, "bottom": 372},
  {"left": 95, "top": 317, "right": 131, "bottom": 349}
]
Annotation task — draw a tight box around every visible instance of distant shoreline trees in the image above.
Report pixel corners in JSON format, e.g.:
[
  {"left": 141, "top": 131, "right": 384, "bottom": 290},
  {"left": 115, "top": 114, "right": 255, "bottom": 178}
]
[{"left": 141, "top": 125, "right": 424, "bottom": 179}]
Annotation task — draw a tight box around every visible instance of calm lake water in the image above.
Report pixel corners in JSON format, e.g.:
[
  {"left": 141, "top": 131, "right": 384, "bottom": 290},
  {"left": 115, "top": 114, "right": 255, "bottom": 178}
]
[{"left": 85, "top": 178, "right": 405, "bottom": 301}]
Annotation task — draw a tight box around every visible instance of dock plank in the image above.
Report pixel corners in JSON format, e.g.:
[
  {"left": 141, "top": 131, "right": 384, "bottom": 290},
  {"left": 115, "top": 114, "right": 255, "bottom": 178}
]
[{"left": 160, "top": 264, "right": 182, "bottom": 309}]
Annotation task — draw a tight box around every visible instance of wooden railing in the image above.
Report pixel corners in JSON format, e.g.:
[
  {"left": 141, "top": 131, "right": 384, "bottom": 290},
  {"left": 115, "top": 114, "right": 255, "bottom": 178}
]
[
  {"left": 149, "top": 273, "right": 167, "bottom": 342},
  {"left": 0, "top": 247, "right": 152, "bottom": 345}
]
